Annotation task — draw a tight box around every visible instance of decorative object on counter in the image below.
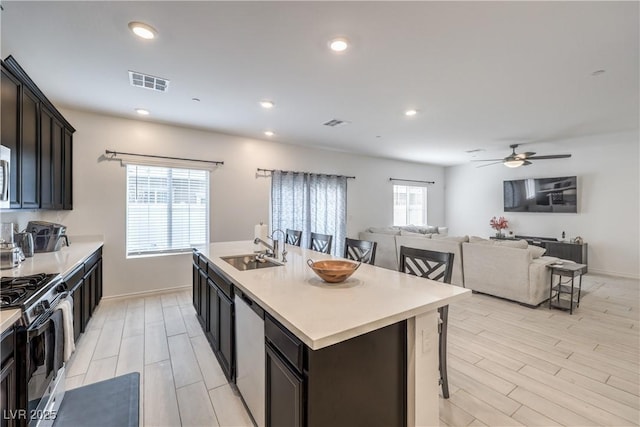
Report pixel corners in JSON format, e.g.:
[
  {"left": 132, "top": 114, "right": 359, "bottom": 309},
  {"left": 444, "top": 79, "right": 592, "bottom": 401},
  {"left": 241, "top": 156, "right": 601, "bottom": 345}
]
[
  {"left": 26, "top": 221, "right": 70, "bottom": 252},
  {"left": 15, "top": 231, "right": 34, "bottom": 257},
  {"left": 489, "top": 216, "right": 509, "bottom": 238},
  {"left": 307, "top": 259, "right": 360, "bottom": 283},
  {"left": 572, "top": 236, "right": 583, "bottom": 244},
  {"left": 0, "top": 222, "right": 24, "bottom": 269}
]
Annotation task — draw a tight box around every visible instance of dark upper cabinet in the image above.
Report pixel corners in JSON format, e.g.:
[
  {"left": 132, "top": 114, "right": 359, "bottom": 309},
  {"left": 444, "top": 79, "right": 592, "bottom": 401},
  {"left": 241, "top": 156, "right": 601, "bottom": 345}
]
[
  {"left": 21, "top": 87, "right": 40, "bottom": 209},
  {"left": 51, "top": 118, "right": 64, "bottom": 210},
  {"left": 1, "top": 65, "right": 21, "bottom": 209},
  {"left": 1, "top": 55, "right": 74, "bottom": 211},
  {"left": 39, "top": 107, "right": 53, "bottom": 209},
  {"left": 63, "top": 129, "right": 73, "bottom": 210}
]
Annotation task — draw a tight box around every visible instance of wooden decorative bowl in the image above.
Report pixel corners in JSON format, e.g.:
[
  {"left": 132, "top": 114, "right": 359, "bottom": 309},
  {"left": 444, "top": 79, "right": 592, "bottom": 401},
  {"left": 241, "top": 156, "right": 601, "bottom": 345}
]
[{"left": 307, "top": 259, "right": 361, "bottom": 283}]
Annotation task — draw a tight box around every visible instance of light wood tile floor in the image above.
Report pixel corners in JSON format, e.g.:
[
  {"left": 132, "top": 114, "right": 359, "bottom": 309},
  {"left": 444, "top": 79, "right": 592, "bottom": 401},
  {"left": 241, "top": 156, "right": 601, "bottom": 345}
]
[{"left": 66, "top": 274, "right": 639, "bottom": 426}]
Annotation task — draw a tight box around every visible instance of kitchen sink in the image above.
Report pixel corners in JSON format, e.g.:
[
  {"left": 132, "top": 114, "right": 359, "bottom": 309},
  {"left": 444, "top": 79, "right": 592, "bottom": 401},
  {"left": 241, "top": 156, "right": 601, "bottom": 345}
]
[{"left": 221, "top": 254, "right": 283, "bottom": 271}]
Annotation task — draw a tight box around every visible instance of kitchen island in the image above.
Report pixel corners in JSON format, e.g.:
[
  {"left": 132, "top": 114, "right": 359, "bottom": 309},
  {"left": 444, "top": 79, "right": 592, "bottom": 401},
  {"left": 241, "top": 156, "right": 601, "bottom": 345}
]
[{"left": 195, "top": 241, "right": 471, "bottom": 427}]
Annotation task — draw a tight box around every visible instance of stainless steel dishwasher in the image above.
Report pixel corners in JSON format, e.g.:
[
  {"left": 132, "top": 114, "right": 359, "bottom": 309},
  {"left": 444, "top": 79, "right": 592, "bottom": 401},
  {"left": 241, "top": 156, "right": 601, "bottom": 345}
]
[{"left": 235, "top": 289, "right": 265, "bottom": 427}]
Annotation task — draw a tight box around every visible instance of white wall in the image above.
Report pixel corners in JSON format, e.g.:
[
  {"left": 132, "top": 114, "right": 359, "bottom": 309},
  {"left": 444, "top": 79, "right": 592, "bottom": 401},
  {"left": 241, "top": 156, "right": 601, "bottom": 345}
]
[
  {"left": 4, "top": 109, "right": 444, "bottom": 297},
  {"left": 445, "top": 131, "right": 639, "bottom": 278}
]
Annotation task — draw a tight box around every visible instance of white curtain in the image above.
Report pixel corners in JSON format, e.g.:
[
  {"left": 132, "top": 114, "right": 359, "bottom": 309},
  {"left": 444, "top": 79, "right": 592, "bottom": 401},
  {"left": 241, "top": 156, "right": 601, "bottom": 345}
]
[{"left": 271, "top": 171, "right": 347, "bottom": 256}]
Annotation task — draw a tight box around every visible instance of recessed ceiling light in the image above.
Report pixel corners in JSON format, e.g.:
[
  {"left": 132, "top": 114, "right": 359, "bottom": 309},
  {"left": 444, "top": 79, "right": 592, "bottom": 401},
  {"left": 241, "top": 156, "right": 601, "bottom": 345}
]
[
  {"left": 329, "top": 37, "right": 349, "bottom": 52},
  {"left": 264, "top": 130, "right": 275, "bottom": 137},
  {"left": 128, "top": 21, "right": 157, "bottom": 40},
  {"left": 405, "top": 109, "right": 418, "bottom": 117},
  {"left": 135, "top": 108, "right": 150, "bottom": 116},
  {"left": 591, "top": 69, "right": 606, "bottom": 76},
  {"left": 260, "top": 100, "right": 275, "bottom": 109},
  {"left": 192, "top": 97, "right": 201, "bottom": 102}
]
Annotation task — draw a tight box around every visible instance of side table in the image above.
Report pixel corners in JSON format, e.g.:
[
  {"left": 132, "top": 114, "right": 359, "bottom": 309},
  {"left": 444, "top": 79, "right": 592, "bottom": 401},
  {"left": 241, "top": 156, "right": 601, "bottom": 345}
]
[{"left": 548, "top": 262, "right": 587, "bottom": 314}]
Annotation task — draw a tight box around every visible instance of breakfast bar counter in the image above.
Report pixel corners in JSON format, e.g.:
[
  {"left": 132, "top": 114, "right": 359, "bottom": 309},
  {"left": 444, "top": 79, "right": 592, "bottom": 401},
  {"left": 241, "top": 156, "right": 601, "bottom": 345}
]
[{"left": 197, "top": 241, "right": 471, "bottom": 426}]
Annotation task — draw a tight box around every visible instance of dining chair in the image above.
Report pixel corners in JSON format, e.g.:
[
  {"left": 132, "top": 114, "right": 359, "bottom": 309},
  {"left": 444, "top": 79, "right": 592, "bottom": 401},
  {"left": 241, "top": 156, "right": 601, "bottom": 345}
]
[
  {"left": 398, "top": 245, "right": 454, "bottom": 399},
  {"left": 344, "top": 237, "right": 377, "bottom": 265},
  {"left": 285, "top": 229, "right": 302, "bottom": 247},
  {"left": 309, "top": 232, "right": 333, "bottom": 254}
]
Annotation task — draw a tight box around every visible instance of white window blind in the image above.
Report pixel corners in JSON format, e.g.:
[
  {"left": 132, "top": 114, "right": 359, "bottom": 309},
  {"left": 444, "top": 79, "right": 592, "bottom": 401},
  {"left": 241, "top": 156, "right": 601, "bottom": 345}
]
[
  {"left": 393, "top": 184, "right": 428, "bottom": 226},
  {"left": 126, "top": 164, "right": 209, "bottom": 257}
]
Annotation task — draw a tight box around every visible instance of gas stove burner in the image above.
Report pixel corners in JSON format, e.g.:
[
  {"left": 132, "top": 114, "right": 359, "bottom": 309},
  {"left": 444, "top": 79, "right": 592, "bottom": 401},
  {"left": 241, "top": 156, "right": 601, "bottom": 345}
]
[
  {"left": 1, "top": 273, "right": 49, "bottom": 290},
  {"left": 0, "top": 288, "right": 27, "bottom": 306}
]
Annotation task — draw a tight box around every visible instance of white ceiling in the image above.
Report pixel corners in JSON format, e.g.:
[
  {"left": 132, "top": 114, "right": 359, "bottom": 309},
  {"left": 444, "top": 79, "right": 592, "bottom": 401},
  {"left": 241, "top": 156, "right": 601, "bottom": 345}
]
[{"left": 2, "top": 1, "right": 638, "bottom": 166}]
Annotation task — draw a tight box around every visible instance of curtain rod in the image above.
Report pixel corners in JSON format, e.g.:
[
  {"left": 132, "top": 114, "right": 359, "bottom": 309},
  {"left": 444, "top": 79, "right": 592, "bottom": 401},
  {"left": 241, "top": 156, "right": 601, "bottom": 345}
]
[
  {"left": 257, "top": 168, "right": 355, "bottom": 179},
  {"left": 105, "top": 150, "right": 224, "bottom": 165},
  {"left": 389, "top": 178, "right": 435, "bottom": 184}
]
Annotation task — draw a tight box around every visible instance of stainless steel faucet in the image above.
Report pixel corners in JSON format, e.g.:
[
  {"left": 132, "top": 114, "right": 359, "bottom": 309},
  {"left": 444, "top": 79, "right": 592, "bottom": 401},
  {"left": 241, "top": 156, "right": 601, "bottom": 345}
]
[
  {"left": 253, "top": 229, "right": 287, "bottom": 262},
  {"left": 270, "top": 229, "right": 287, "bottom": 263}
]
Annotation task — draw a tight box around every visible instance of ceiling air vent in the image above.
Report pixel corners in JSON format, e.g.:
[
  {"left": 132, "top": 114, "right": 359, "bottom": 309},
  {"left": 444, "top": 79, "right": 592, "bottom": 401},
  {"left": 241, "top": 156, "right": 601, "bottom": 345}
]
[
  {"left": 323, "top": 119, "right": 350, "bottom": 127},
  {"left": 128, "top": 70, "right": 170, "bottom": 92}
]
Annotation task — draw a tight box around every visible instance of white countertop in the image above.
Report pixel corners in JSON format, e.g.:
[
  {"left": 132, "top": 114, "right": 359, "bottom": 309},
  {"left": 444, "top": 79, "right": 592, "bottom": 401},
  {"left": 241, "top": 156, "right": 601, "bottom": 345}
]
[
  {"left": 200, "top": 241, "right": 471, "bottom": 350},
  {"left": 0, "top": 237, "right": 103, "bottom": 279},
  {"left": 0, "top": 309, "right": 21, "bottom": 333},
  {"left": 0, "top": 237, "right": 104, "bottom": 333}
]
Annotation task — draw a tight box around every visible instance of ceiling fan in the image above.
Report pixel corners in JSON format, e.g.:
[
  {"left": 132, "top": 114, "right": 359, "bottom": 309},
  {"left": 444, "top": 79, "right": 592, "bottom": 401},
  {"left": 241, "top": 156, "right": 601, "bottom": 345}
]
[{"left": 473, "top": 144, "right": 571, "bottom": 168}]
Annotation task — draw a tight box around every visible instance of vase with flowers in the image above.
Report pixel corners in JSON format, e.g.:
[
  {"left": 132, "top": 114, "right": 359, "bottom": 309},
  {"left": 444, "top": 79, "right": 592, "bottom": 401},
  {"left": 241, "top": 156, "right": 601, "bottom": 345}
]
[{"left": 489, "top": 216, "right": 509, "bottom": 238}]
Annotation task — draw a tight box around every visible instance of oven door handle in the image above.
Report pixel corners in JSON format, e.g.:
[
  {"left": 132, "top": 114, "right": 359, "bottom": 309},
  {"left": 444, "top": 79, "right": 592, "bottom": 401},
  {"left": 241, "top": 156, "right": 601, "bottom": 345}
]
[{"left": 28, "top": 316, "right": 52, "bottom": 339}]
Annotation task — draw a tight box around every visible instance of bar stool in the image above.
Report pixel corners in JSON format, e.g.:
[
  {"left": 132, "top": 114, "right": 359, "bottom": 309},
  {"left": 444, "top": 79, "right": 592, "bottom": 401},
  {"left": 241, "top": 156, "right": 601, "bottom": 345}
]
[{"left": 398, "top": 245, "right": 454, "bottom": 399}]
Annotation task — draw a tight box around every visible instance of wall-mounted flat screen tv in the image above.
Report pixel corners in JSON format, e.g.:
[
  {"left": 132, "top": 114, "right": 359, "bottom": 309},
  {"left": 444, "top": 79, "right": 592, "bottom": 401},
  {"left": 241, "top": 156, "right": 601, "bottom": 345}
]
[{"left": 504, "top": 176, "right": 577, "bottom": 213}]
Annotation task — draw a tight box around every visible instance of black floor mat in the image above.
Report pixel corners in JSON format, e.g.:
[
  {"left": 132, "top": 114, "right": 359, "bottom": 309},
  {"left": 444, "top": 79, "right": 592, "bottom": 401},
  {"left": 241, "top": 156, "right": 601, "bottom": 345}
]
[{"left": 53, "top": 372, "right": 139, "bottom": 427}]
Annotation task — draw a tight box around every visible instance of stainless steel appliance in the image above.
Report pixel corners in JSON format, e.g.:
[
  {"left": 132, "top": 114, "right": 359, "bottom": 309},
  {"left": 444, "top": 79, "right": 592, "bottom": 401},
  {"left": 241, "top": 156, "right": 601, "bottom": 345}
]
[
  {"left": 1, "top": 222, "right": 24, "bottom": 269},
  {"left": 25, "top": 222, "right": 69, "bottom": 253},
  {"left": 1, "top": 273, "right": 68, "bottom": 427},
  {"left": 234, "top": 289, "right": 265, "bottom": 427},
  {"left": 15, "top": 232, "right": 35, "bottom": 258},
  {"left": 0, "top": 145, "right": 10, "bottom": 209}
]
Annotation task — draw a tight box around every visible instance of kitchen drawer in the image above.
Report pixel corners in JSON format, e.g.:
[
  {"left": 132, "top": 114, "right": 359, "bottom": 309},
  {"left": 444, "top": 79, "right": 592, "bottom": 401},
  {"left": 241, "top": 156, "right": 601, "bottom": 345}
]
[
  {"left": 198, "top": 255, "right": 208, "bottom": 270},
  {"left": 265, "top": 314, "right": 304, "bottom": 373},
  {"left": 84, "top": 250, "right": 100, "bottom": 272},
  {"left": 208, "top": 264, "right": 233, "bottom": 299},
  {"left": 64, "top": 264, "right": 84, "bottom": 291}
]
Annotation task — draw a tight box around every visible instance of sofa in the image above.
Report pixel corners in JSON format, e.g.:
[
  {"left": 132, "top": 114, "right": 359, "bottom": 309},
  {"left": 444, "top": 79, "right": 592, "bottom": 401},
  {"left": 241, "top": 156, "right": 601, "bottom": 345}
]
[
  {"left": 358, "top": 228, "right": 562, "bottom": 306},
  {"left": 462, "top": 237, "right": 559, "bottom": 306}
]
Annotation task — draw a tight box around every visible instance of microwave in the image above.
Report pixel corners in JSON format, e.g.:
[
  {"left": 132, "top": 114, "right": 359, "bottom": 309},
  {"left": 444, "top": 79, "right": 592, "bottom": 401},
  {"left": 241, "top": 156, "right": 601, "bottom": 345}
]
[{"left": 0, "top": 145, "right": 10, "bottom": 209}]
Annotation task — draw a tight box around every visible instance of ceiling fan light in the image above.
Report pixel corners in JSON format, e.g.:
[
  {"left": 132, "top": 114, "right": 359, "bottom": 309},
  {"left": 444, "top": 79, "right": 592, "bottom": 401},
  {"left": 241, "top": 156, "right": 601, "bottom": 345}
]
[{"left": 504, "top": 159, "right": 525, "bottom": 168}]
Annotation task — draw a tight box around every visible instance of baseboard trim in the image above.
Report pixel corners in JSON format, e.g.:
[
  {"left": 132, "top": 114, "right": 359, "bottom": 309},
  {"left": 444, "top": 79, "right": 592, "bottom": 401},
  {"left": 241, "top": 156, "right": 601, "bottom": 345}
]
[
  {"left": 102, "top": 285, "right": 191, "bottom": 301},
  {"left": 587, "top": 268, "right": 640, "bottom": 280}
]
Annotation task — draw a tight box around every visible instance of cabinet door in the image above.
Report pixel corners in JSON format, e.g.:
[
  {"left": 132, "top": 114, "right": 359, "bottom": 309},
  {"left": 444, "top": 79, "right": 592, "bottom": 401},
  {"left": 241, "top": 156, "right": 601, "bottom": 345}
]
[
  {"left": 1, "top": 66, "right": 21, "bottom": 209},
  {"left": 20, "top": 87, "right": 39, "bottom": 208},
  {"left": 197, "top": 269, "right": 207, "bottom": 326},
  {"left": 95, "top": 259, "right": 103, "bottom": 305},
  {"left": 207, "top": 279, "right": 219, "bottom": 349},
  {"left": 51, "top": 119, "right": 64, "bottom": 209},
  {"left": 39, "top": 107, "right": 53, "bottom": 209},
  {"left": 71, "top": 285, "right": 83, "bottom": 340},
  {"left": 218, "top": 290, "right": 234, "bottom": 380},
  {"left": 63, "top": 129, "right": 72, "bottom": 210},
  {"left": 192, "top": 263, "right": 199, "bottom": 310},
  {"left": 82, "top": 267, "right": 95, "bottom": 329},
  {"left": 266, "top": 343, "right": 304, "bottom": 427},
  {"left": 0, "top": 357, "right": 17, "bottom": 427}
]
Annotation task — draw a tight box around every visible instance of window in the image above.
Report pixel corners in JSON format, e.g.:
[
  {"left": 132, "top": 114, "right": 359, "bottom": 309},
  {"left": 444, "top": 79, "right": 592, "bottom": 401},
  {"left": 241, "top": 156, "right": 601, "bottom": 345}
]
[
  {"left": 126, "top": 164, "right": 208, "bottom": 257},
  {"left": 271, "top": 171, "right": 347, "bottom": 256},
  {"left": 393, "top": 184, "right": 427, "bottom": 226}
]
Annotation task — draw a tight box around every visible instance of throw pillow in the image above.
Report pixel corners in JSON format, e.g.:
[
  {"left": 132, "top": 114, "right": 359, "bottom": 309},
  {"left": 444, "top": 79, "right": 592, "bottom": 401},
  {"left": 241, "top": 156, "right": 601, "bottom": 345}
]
[
  {"left": 400, "top": 229, "right": 429, "bottom": 237},
  {"left": 367, "top": 227, "right": 401, "bottom": 235},
  {"left": 469, "top": 236, "right": 490, "bottom": 244},
  {"left": 528, "top": 245, "right": 547, "bottom": 258},
  {"left": 493, "top": 239, "right": 528, "bottom": 249}
]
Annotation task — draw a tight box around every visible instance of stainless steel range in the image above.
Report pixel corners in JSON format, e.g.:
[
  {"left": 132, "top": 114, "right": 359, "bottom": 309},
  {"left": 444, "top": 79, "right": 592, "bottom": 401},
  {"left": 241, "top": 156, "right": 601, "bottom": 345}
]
[{"left": 1, "top": 273, "right": 68, "bottom": 427}]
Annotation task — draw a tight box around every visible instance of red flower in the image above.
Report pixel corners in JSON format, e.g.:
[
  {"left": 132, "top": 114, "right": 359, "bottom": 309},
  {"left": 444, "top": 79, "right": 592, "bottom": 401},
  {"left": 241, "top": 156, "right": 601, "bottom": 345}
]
[{"left": 489, "top": 216, "right": 509, "bottom": 231}]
